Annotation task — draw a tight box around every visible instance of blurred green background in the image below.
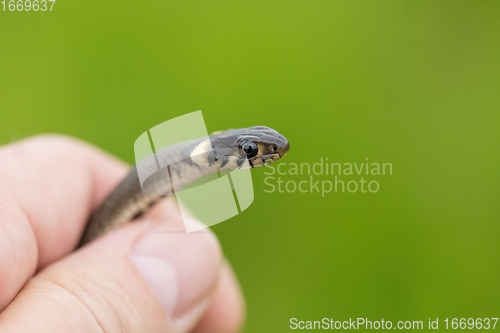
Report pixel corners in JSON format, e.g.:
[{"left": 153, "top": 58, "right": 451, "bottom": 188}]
[{"left": 1, "top": 1, "right": 500, "bottom": 332}]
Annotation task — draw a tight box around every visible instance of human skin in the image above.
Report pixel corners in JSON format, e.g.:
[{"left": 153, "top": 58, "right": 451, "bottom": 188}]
[{"left": 0, "top": 135, "right": 245, "bottom": 333}]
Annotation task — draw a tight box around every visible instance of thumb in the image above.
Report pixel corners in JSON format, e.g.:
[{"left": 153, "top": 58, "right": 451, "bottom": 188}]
[{"left": 0, "top": 216, "right": 222, "bottom": 333}]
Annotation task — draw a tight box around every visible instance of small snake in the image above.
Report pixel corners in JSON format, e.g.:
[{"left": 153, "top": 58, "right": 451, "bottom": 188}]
[{"left": 78, "top": 126, "right": 290, "bottom": 246}]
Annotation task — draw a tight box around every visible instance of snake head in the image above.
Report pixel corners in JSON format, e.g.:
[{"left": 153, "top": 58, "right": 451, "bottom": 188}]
[{"left": 210, "top": 126, "right": 290, "bottom": 169}]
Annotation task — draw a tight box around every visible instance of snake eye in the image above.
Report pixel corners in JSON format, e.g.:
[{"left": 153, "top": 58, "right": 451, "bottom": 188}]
[
  {"left": 272, "top": 145, "right": 278, "bottom": 152},
  {"left": 239, "top": 140, "right": 258, "bottom": 159}
]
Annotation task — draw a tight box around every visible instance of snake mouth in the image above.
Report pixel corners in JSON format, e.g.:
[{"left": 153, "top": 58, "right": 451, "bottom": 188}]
[
  {"left": 259, "top": 153, "right": 282, "bottom": 166},
  {"left": 244, "top": 153, "right": 280, "bottom": 168}
]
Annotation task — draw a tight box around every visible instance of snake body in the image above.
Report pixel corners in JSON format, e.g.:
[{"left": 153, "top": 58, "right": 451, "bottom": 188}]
[{"left": 78, "top": 126, "right": 289, "bottom": 246}]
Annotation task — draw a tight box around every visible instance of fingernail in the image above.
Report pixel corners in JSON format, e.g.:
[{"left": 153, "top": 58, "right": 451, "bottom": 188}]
[{"left": 130, "top": 218, "right": 221, "bottom": 318}]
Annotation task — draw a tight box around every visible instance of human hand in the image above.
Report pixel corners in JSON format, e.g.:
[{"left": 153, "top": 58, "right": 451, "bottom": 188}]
[{"left": 0, "top": 135, "right": 244, "bottom": 333}]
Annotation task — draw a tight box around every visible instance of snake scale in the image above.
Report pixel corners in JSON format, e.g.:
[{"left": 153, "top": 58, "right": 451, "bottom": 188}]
[{"left": 78, "top": 126, "right": 289, "bottom": 246}]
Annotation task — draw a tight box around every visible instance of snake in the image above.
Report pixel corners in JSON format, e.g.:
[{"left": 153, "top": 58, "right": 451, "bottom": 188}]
[{"left": 78, "top": 126, "right": 290, "bottom": 246}]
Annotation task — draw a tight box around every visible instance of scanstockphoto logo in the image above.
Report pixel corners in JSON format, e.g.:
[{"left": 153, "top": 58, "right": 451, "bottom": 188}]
[
  {"left": 134, "top": 111, "right": 254, "bottom": 232},
  {"left": 263, "top": 157, "right": 393, "bottom": 196}
]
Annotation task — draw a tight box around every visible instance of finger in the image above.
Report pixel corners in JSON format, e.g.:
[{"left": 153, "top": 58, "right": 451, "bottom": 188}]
[
  {"left": 127, "top": 198, "right": 246, "bottom": 332},
  {"left": 0, "top": 135, "right": 127, "bottom": 310},
  {"left": 142, "top": 200, "right": 246, "bottom": 333},
  {"left": 0, "top": 216, "right": 222, "bottom": 333},
  {"left": 192, "top": 263, "right": 246, "bottom": 333}
]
